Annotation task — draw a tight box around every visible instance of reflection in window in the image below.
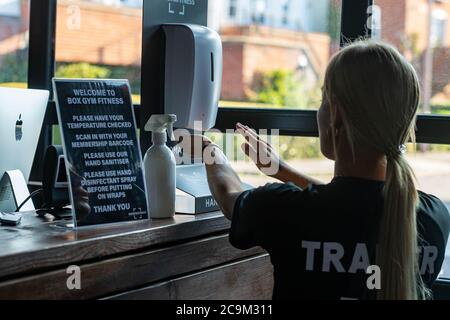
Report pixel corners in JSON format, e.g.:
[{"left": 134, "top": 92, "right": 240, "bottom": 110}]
[{"left": 0, "top": 0, "right": 29, "bottom": 88}]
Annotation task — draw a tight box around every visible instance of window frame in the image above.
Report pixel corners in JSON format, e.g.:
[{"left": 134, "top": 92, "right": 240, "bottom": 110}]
[{"left": 28, "top": 0, "right": 57, "bottom": 183}]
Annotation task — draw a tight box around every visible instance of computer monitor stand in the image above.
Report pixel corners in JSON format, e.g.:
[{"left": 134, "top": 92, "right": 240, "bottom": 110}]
[{"left": 0, "top": 170, "right": 35, "bottom": 213}]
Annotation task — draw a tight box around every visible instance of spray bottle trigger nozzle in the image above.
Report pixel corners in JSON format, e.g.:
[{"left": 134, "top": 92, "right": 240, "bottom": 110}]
[
  {"left": 144, "top": 114, "right": 177, "bottom": 137},
  {"left": 166, "top": 114, "right": 177, "bottom": 142}
]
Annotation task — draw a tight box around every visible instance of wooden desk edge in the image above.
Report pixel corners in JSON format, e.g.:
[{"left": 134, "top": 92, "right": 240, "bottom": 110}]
[{"left": 0, "top": 211, "right": 231, "bottom": 280}]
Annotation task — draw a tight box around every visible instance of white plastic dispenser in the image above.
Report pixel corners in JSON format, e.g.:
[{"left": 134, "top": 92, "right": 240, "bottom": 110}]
[
  {"left": 161, "top": 24, "right": 231, "bottom": 214},
  {"left": 163, "top": 24, "right": 223, "bottom": 131},
  {"left": 143, "top": 114, "right": 177, "bottom": 219}
]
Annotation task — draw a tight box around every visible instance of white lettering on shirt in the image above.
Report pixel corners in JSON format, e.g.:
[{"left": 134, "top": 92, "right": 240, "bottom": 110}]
[
  {"left": 302, "top": 241, "right": 321, "bottom": 271},
  {"left": 323, "top": 242, "right": 346, "bottom": 273},
  {"left": 420, "top": 246, "right": 438, "bottom": 275},
  {"left": 301, "top": 241, "right": 439, "bottom": 276},
  {"left": 348, "top": 243, "right": 370, "bottom": 273}
]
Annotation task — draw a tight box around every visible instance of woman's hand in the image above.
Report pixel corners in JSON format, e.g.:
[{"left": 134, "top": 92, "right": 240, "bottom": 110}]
[
  {"left": 176, "top": 134, "right": 212, "bottom": 159},
  {"left": 176, "top": 134, "right": 242, "bottom": 220},
  {"left": 236, "top": 123, "right": 286, "bottom": 179},
  {"left": 236, "top": 123, "right": 324, "bottom": 188}
]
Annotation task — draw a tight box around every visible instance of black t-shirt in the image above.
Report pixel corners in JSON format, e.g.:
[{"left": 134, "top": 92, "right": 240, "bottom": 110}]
[{"left": 230, "top": 177, "right": 450, "bottom": 300}]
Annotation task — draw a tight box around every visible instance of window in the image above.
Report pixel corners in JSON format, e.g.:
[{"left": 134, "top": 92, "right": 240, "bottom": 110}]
[
  {"left": 250, "top": 0, "right": 266, "bottom": 24},
  {"left": 431, "top": 9, "right": 448, "bottom": 48},
  {"left": 229, "top": 0, "right": 237, "bottom": 18},
  {"left": 373, "top": 0, "right": 450, "bottom": 116},
  {"left": 0, "top": 0, "right": 29, "bottom": 88},
  {"left": 282, "top": 1, "right": 290, "bottom": 26},
  {"left": 215, "top": 0, "right": 342, "bottom": 110},
  {"left": 55, "top": 0, "right": 143, "bottom": 103}
]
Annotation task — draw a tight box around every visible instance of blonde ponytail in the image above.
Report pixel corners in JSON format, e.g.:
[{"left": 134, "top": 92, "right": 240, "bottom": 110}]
[
  {"left": 378, "top": 153, "right": 428, "bottom": 299},
  {"left": 325, "top": 41, "right": 431, "bottom": 299}
]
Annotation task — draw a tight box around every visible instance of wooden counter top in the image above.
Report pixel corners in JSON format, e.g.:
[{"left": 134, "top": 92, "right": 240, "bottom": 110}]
[
  {"left": 0, "top": 211, "right": 230, "bottom": 281},
  {"left": 0, "top": 211, "right": 273, "bottom": 300}
]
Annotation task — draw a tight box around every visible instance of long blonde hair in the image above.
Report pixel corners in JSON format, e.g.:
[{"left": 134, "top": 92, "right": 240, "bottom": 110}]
[{"left": 324, "top": 41, "right": 429, "bottom": 300}]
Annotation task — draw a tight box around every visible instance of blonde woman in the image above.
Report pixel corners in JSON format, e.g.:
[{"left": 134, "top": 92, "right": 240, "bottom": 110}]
[{"left": 189, "top": 41, "right": 450, "bottom": 299}]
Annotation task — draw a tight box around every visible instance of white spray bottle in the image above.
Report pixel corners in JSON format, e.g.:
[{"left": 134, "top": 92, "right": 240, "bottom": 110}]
[{"left": 143, "top": 114, "right": 177, "bottom": 219}]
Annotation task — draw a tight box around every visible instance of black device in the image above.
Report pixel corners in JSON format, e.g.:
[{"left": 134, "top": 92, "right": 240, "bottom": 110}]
[{"left": 41, "top": 145, "right": 72, "bottom": 218}]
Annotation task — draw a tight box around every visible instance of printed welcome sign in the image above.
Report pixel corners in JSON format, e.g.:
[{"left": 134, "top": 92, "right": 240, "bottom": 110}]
[{"left": 53, "top": 78, "right": 148, "bottom": 228}]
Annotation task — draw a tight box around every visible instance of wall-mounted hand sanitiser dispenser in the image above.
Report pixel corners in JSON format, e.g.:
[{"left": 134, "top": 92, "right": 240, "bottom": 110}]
[
  {"left": 163, "top": 24, "right": 223, "bottom": 131},
  {"left": 162, "top": 24, "right": 224, "bottom": 215}
]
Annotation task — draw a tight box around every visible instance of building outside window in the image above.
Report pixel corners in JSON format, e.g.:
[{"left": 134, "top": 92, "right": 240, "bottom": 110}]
[
  {"left": 0, "top": 0, "right": 21, "bottom": 17},
  {"left": 0, "top": 0, "right": 29, "bottom": 88},
  {"left": 54, "top": 0, "right": 143, "bottom": 103}
]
